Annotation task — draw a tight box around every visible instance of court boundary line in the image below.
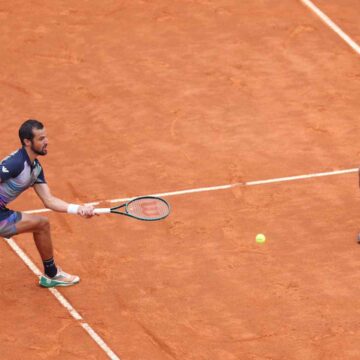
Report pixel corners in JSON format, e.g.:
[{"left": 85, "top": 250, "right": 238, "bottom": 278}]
[
  {"left": 2, "top": 237, "right": 121, "bottom": 360},
  {"left": 300, "top": 0, "right": 360, "bottom": 55},
  {"left": 23, "top": 167, "right": 358, "bottom": 215}
]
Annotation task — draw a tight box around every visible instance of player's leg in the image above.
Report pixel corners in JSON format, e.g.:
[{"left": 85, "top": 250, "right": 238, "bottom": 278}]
[
  {"left": 15, "top": 213, "right": 53, "bottom": 261},
  {"left": 1, "top": 211, "right": 79, "bottom": 287}
]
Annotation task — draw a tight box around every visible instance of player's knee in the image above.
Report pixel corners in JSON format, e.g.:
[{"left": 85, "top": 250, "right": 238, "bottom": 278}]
[{"left": 36, "top": 216, "right": 50, "bottom": 231}]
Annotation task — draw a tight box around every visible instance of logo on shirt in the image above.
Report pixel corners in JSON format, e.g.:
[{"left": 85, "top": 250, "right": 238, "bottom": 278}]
[{"left": 1, "top": 166, "right": 9, "bottom": 173}]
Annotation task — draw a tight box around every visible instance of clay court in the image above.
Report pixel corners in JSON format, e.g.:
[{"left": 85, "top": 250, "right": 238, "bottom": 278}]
[{"left": 1, "top": 1, "right": 360, "bottom": 359}]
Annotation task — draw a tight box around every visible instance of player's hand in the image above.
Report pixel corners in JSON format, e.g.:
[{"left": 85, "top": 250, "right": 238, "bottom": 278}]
[{"left": 78, "top": 205, "right": 97, "bottom": 218}]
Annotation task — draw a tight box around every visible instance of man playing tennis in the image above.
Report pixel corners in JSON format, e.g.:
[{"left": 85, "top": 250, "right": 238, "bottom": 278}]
[{"left": 0, "top": 119, "right": 95, "bottom": 287}]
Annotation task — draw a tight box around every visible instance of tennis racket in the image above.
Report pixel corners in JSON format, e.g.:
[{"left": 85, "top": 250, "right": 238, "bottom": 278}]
[{"left": 94, "top": 196, "right": 170, "bottom": 221}]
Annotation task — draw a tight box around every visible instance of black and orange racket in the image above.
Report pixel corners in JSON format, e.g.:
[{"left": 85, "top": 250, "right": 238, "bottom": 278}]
[{"left": 94, "top": 196, "right": 170, "bottom": 221}]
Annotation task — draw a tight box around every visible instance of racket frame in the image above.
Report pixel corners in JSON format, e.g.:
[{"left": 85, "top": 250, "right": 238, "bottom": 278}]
[{"left": 95, "top": 196, "right": 170, "bottom": 221}]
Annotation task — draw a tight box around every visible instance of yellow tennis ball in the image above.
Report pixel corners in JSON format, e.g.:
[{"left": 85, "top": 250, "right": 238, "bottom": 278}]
[{"left": 256, "top": 234, "right": 266, "bottom": 244}]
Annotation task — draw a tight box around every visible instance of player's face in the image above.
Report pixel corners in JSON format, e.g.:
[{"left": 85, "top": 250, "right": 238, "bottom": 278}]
[{"left": 30, "top": 128, "right": 48, "bottom": 156}]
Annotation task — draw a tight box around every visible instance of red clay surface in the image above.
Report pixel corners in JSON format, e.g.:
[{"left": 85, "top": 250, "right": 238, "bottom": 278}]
[{"left": 1, "top": 1, "right": 360, "bottom": 359}]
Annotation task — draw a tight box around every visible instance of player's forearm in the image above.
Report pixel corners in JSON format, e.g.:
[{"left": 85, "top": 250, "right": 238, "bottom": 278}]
[
  {"left": 42, "top": 196, "right": 72, "bottom": 212},
  {"left": 42, "top": 195, "right": 95, "bottom": 217}
]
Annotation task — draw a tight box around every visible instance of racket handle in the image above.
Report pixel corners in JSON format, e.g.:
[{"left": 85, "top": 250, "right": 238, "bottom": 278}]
[{"left": 94, "top": 208, "right": 111, "bottom": 214}]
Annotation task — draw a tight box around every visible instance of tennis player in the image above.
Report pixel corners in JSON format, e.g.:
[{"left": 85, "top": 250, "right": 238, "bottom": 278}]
[{"left": 0, "top": 119, "right": 95, "bottom": 287}]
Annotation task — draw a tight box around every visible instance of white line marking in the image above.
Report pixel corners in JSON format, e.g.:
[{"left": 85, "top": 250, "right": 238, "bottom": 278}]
[
  {"left": 245, "top": 167, "right": 357, "bottom": 186},
  {"left": 107, "top": 183, "right": 234, "bottom": 204},
  {"left": 110, "top": 167, "right": 358, "bottom": 201},
  {"left": 2, "top": 237, "right": 121, "bottom": 360},
  {"left": 23, "top": 208, "right": 52, "bottom": 214},
  {"left": 300, "top": 0, "right": 360, "bottom": 55},
  {"left": 22, "top": 167, "right": 358, "bottom": 213}
]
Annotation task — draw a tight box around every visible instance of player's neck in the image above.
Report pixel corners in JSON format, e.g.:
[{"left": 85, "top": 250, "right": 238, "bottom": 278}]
[{"left": 24, "top": 146, "right": 38, "bottom": 164}]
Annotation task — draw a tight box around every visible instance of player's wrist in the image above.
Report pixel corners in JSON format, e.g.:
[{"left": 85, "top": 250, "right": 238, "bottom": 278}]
[{"left": 67, "top": 204, "right": 80, "bottom": 214}]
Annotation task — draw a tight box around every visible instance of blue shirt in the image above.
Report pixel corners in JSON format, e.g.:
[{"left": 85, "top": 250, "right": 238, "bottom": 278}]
[{"left": 0, "top": 147, "right": 46, "bottom": 220}]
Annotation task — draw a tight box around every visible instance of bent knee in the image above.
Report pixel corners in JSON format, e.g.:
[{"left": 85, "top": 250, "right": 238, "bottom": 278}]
[{"left": 35, "top": 216, "right": 50, "bottom": 230}]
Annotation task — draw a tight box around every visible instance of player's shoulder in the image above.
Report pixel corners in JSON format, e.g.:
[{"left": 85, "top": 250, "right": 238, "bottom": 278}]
[{"left": 0, "top": 148, "right": 28, "bottom": 173}]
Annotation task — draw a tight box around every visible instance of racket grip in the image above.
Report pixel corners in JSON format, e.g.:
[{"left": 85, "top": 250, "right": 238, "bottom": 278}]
[{"left": 94, "top": 208, "right": 111, "bottom": 214}]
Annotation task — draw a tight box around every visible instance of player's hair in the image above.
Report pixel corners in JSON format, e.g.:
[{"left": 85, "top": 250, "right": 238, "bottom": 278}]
[{"left": 19, "top": 119, "right": 44, "bottom": 146}]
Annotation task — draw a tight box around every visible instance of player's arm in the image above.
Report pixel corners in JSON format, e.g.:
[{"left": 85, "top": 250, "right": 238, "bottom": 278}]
[{"left": 33, "top": 183, "right": 95, "bottom": 217}]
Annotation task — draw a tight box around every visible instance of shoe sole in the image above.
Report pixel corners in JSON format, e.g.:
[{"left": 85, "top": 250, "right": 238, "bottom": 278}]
[{"left": 39, "top": 277, "right": 80, "bottom": 288}]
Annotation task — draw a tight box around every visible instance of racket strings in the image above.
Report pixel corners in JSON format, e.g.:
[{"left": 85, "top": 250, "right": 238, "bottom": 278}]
[{"left": 126, "top": 198, "right": 169, "bottom": 220}]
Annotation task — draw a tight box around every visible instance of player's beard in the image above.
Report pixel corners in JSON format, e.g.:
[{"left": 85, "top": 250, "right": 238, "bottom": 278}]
[{"left": 31, "top": 142, "right": 47, "bottom": 156}]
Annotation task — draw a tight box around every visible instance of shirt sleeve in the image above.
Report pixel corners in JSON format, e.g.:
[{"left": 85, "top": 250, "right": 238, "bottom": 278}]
[
  {"left": 34, "top": 167, "right": 46, "bottom": 184},
  {"left": 0, "top": 157, "right": 24, "bottom": 182}
]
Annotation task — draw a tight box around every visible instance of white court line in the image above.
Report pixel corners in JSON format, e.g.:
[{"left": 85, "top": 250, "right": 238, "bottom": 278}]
[
  {"left": 300, "top": 0, "right": 360, "bottom": 55},
  {"left": 109, "top": 167, "right": 358, "bottom": 202},
  {"left": 2, "top": 237, "right": 120, "bottom": 360},
  {"left": 23, "top": 167, "right": 358, "bottom": 214}
]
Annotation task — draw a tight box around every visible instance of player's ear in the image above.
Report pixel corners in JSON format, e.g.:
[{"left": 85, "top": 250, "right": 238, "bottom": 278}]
[{"left": 23, "top": 138, "right": 32, "bottom": 147}]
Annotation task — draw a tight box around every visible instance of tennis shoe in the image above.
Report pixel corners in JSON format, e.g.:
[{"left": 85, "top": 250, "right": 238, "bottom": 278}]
[{"left": 39, "top": 267, "right": 80, "bottom": 288}]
